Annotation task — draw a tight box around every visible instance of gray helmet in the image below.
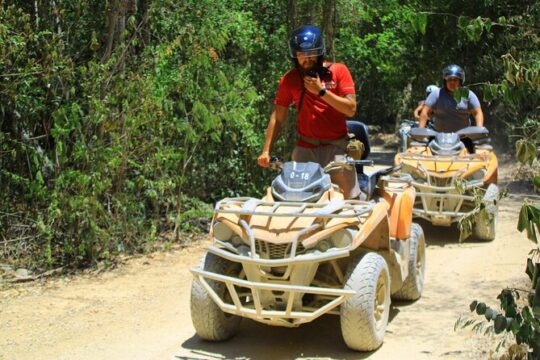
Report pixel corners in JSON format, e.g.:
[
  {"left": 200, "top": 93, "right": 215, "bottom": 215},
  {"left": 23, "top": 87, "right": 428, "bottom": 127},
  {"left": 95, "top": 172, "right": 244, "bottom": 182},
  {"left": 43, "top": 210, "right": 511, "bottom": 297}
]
[
  {"left": 443, "top": 64, "right": 465, "bottom": 84},
  {"left": 425, "top": 85, "right": 438, "bottom": 96}
]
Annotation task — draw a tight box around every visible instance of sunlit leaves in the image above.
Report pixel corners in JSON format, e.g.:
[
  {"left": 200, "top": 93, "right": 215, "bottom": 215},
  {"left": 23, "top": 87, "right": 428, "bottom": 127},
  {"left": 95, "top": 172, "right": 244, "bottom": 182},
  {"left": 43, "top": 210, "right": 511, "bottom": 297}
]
[
  {"left": 482, "top": 83, "right": 499, "bottom": 102},
  {"left": 516, "top": 139, "right": 536, "bottom": 165},
  {"left": 457, "top": 16, "right": 493, "bottom": 42},
  {"left": 518, "top": 204, "right": 540, "bottom": 244},
  {"left": 453, "top": 87, "right": 470, "bottom": 104},
  {"left": 408, "top": 12, "right": 427, "bottom": 35}
]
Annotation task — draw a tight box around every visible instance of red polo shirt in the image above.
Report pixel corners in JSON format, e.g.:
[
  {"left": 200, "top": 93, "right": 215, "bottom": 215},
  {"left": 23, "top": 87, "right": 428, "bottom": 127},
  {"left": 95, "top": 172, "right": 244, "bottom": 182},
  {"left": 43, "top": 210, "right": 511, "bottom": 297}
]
[{"left": 274, "top": 63, "right": 356, "bottom": 148}]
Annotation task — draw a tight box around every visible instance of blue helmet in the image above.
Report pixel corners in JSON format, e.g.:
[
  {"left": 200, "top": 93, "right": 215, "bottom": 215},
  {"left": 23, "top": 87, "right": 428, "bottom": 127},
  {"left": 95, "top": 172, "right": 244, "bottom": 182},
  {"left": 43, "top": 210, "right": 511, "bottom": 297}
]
[
  {"left": 288, "top": 25, "right": 325, "bottom": 66},
  {"left": 443, "top": 64, "right": 465, "bottom": 84}
]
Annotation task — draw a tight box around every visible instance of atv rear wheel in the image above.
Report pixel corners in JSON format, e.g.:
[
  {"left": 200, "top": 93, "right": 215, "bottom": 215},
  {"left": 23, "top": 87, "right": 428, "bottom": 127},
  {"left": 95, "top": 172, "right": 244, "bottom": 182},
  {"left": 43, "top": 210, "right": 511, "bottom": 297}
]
[
  {"left": 473, "top": 184, "right": 499, "bottom": 241},
  {"left": 392, "top": 223, "right": 426, "bottom": 301},
  {"left": 190, "top": 252, "right": 242, "bottom": 341},
  {"left": 340, "top": 253, "right": 391, "bottom": 351}
]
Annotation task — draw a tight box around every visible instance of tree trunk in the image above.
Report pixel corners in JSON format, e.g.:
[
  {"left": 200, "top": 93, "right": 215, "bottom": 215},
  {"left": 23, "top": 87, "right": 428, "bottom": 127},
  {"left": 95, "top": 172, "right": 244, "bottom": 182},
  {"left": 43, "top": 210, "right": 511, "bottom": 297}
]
[
  {"left": 101, "top": 0, "right": 137, "bottom": 64},
  {"left": 140, "top": 0, "right": 151, "bottom": 46},
  {"left": 34, "top": 0, "right": 40, "bottom": 30},
  {"left": 51, "top": 0, "right": 62, "bottom": 35},
  {"left": 396, "top": 81, "right": 413, "bottom": 130},
  {"left": 287, "top": 0, "right": 297, "bottom": 34},
  {"left": 102, "top": 0, "right": 119, "bottom": 63},
  {"left": 116, "top": 1, "right": 127, "bottom": 71},
  {"left": 322, "top": 0, "right": 336, "bottom": 61}
]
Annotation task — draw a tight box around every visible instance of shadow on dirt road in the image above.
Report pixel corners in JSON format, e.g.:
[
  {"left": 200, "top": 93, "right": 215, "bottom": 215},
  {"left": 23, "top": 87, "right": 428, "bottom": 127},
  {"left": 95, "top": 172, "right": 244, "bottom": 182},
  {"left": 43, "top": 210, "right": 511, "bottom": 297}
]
[{"left": 179, "top": 307, "right": 403, "bottom": 360}]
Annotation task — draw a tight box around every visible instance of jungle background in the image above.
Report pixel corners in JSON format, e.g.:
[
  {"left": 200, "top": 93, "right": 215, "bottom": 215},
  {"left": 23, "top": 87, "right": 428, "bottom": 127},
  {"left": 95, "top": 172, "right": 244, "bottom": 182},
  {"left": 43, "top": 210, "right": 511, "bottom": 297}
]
[{"left": 0, "top": 0, "right": 538, "bottom": 270}]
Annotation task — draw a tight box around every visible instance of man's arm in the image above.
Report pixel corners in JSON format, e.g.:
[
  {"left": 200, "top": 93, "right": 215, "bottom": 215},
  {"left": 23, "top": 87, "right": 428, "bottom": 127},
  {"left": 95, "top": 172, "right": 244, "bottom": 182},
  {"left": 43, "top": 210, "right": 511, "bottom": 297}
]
[
  {"left": 304, "top": 76, "right": 356, "bottom": 117},
  {"left": 257, "top": 105, "right": 289, "bottom": 167},
  {"left": 414, "top": 101, "right": 425, "bottom": 120},
  {"left": 418, "top": 105, "right": 432, "bottom": 128},
  {"left": 469, "top": 107, "right": 484, "bottom": 127}
]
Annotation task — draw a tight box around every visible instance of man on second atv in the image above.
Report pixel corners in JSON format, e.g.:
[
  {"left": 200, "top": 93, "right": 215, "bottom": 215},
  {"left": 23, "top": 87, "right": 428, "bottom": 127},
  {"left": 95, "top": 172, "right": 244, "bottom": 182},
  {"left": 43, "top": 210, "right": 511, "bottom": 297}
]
[
  {"left": 418, "top": 64, "right": 484, "bottom": 132},
  {"left": 257, "top": 25, "right": 360, "bottom": 199}
]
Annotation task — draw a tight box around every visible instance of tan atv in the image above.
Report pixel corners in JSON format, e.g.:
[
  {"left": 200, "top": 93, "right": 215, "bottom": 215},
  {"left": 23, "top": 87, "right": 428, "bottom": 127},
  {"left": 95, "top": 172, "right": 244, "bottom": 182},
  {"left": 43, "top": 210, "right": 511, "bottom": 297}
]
[
  {"left": 190, "top": 150, "right": 426, "bottom": 351},
  {"left": 395, "top": 126, "right": 498, "bottom": 240}
]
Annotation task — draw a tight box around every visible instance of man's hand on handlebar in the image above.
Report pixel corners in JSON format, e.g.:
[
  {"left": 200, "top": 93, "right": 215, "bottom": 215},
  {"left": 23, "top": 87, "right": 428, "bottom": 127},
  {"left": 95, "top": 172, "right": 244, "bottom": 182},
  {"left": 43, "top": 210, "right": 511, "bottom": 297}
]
[
  {"left": 269, "top": 157, "right": 283, "bottom": 170},
  {"left": 257, "top": 151, "right": 271, "bottom": 168},
  {"left": 258, "top": 152, "right": 283, "bottom": 170}
]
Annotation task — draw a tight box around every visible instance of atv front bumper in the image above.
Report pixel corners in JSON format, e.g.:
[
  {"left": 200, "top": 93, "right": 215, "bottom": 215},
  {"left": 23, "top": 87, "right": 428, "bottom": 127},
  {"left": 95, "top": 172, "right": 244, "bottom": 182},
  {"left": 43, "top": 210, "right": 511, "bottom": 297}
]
[
  {"left": 412, "top": 181, "right": 476, "bottom": 226},
  {"left": 191, "top": 246, "right": 354, "bottom": 327}
]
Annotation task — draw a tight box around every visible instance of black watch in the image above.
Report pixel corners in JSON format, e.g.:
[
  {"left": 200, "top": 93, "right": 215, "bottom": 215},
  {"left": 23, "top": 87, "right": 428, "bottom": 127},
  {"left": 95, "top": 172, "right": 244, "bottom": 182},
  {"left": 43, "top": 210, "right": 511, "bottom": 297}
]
[{"left": 317, "top": 87, "right": 327, "bottom": 97}]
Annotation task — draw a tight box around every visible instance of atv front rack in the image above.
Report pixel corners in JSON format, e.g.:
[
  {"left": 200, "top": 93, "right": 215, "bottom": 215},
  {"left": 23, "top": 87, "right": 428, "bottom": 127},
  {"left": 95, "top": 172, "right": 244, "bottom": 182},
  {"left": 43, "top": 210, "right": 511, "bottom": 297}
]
[
  {"left": 399, "top": 152, "right": 489, "bottom": 163},
  {"left": 403, "top": 161, "right": 486, "bottom": 224},
  {"left": 215, "top": 197, "right": 374, "bottom": 219},
  {"left": 191, "top": 267, "right": 355, "bottom": 327}
]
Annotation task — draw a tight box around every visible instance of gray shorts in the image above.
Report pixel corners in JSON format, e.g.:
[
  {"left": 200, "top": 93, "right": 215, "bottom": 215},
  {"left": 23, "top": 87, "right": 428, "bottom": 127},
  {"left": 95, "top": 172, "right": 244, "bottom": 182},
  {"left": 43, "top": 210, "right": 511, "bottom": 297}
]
[{"left": 292, "top": 145, "right": 360, "bottom": 199}]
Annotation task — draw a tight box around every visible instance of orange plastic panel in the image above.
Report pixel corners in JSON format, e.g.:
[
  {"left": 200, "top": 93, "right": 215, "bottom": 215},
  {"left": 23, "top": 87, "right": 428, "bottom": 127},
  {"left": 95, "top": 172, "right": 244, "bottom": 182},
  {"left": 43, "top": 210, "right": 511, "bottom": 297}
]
[
  {"left": 483, "top": 155, "right": 498, "bottom": 185},
  {"left": 384, "top": 188, "right": 415, "bottom": 240},
  {"left": 351, "top": 202, "right": 389, "bottom": 250}
]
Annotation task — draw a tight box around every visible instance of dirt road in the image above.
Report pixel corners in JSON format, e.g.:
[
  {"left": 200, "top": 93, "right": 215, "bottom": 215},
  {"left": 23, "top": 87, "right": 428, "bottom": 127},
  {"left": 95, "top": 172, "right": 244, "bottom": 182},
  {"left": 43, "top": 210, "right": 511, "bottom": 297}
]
[{"left": 0, "top": 154, "right": 535, "bottom": 360}]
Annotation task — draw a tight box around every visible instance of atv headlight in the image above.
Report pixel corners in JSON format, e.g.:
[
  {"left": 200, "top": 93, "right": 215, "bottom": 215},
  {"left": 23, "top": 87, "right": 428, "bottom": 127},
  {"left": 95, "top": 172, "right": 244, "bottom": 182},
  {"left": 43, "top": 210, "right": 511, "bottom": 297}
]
[
  {"left": 330, "top": 228, "right": 357, "bottom": 248},
  {"left": 464, "top": 168, "right": 487, "bottom": 183},
  {"left": 315, "top": 229, "right": 357, "bottom": 252},
  {"left": 213, "top": 221, "right": 233, "bottom": 241},
  {"left": 230, "top": 235, "right": 244, "bottom": 247},
  {"left": 317, "top": 239, "right": 332, "bottom": 252}
]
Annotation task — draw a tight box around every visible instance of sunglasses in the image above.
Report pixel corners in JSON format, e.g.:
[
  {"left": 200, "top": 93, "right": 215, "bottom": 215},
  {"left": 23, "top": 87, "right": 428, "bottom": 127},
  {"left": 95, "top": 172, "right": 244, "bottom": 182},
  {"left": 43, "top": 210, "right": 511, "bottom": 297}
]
[{"left": 295, "top": 49, "right": 323, "bottom": 58}]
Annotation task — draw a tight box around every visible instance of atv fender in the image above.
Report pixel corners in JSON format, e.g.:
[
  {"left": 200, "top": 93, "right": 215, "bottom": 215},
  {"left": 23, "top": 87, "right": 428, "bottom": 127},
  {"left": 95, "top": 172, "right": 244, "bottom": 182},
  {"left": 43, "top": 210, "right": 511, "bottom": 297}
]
[
  {"left": 483, "top": 154, "right": 498, "bottom": 185},
  {"left": 351, "top": 202, "right": 390, "bottom": 250},
  {"left": 381, "top": 187, "right": 416, "bottom": 240}
]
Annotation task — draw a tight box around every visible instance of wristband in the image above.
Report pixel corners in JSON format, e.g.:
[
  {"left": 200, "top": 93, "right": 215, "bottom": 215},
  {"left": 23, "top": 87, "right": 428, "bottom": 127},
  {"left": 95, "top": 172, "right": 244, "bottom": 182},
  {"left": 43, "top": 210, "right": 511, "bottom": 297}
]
[{"left": 318, "top": 87, "right": 327, "bottom": 97}]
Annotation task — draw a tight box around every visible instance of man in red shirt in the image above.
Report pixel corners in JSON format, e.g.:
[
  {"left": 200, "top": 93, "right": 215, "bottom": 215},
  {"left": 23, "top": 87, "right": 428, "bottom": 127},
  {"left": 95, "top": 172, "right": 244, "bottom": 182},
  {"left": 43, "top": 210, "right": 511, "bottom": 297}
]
[{"left": 257, "top": 25, "right": 359, "bottom": 198}]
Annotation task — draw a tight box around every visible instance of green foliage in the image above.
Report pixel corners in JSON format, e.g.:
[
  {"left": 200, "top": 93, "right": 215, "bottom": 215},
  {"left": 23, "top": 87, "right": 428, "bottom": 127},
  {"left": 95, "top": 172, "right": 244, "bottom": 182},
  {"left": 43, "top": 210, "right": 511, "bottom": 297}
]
[
  {"left": 465, "top": 288, "right": 540, "bottom": 357},
  {"left": 1, "top": 0, "right": 539, "bottom": 271},
  {"left": 408, "top": 12, "right": 428, "bottom": 35},
  {"left": 518, "top": 204, "right": 540, "bottom": 243},
  {"left": 0, "top": 0, "right": 270, "bottom": 269},
  {"left": 516, "top": 139, "right": 537, "bottom": 166},
  {"left": 453, "top": 87, "right": 470, "bottom": 104},
  {"left": 462, "top": 45, "right": 540, "bottom": 354},
  {"left": 457, "top": 184, "right": 505, "bottom": 242}
]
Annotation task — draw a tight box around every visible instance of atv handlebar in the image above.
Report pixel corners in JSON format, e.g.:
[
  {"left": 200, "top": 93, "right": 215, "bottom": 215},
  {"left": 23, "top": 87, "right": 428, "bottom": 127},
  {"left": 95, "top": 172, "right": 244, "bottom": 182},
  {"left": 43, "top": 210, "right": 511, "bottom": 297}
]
[
  {"left": 323, "top": 155, "right": 373, "bottom": 173},
  {"left": 269, "top": 155, "right": 373, "bottom": 173},
  {"left": 269, "top": 156, "right": 284, "bottom": 171},
  {"left": 409, "top": 126, "right": 489, "bottom": 141}
]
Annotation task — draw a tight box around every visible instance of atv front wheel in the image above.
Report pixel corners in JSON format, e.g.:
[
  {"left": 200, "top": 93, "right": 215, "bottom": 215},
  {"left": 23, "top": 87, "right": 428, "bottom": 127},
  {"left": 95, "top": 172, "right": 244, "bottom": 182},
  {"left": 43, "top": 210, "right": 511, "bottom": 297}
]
[
  {"left": 392, "top": 223, "right": 426, "bottom": 301},
  {"left": 340, "top": 253, "right": 391, "bottom": 351},
  {"left": 190, "top": 252, "right": 242, "bottom": 341},
  {"left": 473, "top": 184, "right": 499, "bottom": 241}
]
